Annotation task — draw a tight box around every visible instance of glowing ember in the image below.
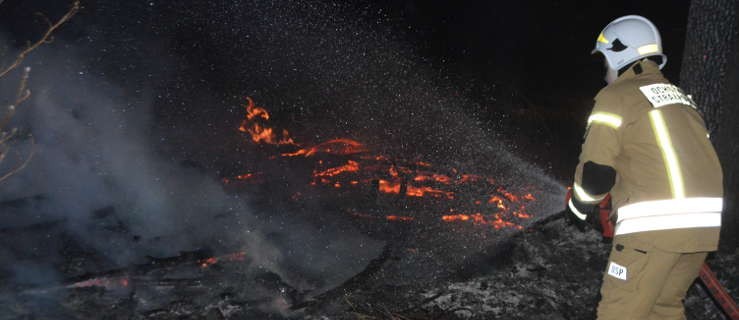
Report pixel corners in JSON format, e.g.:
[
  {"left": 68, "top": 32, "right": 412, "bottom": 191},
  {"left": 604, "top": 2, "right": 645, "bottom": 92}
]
[
  {"left": 65, "top": 251, "right": 249, "bottom": 292},
  {"left": 232, "top": 98, "right": 540, "bottom": 231},
  {"left": 406, "top": 185, "right": 454, "bottom": 199},
  {"left": 386, "top": 215, "right": 414, "bottom": 221},
  {"left": 314, "top": 160, "right": 360, "bottom": 178},
  {"left": 416, "top": 161, "right": 432, "bottom": 167},
  {"left": 441, "top": 213, "right": 523, "bottom": 230},
  {"left": 245, "top": 97, "right": 270, "bottom": 120},
  {"left": 198, "top": 251, "right": 247, "bottom": 269},
  {"left": 497, "top": 187, "right": 519, "bottom": 202},
  {"left": 442, "top": 214, "right": 471, "bottom": 222},
  {"left": 282, "top": 139, "right": 367, "bottom": 157},
  {"left": 458, "top": 174, "right": 483, "bottom": 184},
  {"left": 222, "top": 172, "right": 263, "bottom": 184},
  {"left": 389, "top": 166, "right": 399, "bottom": 178},
  {"left": 239, "top": 97, "right": 296, "bottom": 146},
  {"left": 349, "top": 211, "right": 415, "bottom": 222},
  {"left": 378, "top": 179, "right": 401, "bottom": 194},
  {"left": 488, "top": 196, "right": 507, "bottom": 210},
  {"left": 200, "top": 257, "right": 218, "bottom": 268}
]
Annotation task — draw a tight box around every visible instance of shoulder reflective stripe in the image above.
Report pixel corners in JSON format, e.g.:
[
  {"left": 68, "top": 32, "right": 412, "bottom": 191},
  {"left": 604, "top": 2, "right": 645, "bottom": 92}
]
[
  {"left": 588, "top": 112, "right": 622, "bottom": 129},
  {"left": 615, "top": 212, "right": 721, "bottom": 235},
  {"left": 617, "top": 197, "right": 723, "bottom": 222},
  {"left": 639, "top": 83, "right": 697, "bottom": 109},
  {"left": 573, "top": 182, "right": 605, "bottom": 203},
  {"left": 649, "top": 110, "right": 685, "bottom": 198},
  {"left": 637, "top": 44, "right": 659, "bottom": 55},
  {"left": 568, "top": 199, "right": 588, "bottom": 221}
]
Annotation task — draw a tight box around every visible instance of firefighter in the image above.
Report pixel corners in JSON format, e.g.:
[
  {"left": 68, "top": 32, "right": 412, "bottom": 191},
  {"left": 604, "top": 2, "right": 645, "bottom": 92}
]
[{"left": 566, "top": 15, "right": 723, "bottom": 320}]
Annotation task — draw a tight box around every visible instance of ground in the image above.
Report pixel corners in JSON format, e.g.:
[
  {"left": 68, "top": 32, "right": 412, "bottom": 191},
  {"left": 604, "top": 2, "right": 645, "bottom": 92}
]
[{"left": 304, "top": 217, "right": 738, "bottom": 320}]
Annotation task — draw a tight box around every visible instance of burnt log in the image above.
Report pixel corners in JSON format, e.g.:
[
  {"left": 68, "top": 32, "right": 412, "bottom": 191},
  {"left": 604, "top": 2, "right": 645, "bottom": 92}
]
[{"left": 680, "top": 0, "right": 739, "bottom": 250}]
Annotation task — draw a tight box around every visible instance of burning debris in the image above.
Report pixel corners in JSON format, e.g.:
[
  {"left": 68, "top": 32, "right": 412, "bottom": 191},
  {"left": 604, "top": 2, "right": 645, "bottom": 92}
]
[{"left": 227, "top": 97, "right": 540, "bottom": 231}]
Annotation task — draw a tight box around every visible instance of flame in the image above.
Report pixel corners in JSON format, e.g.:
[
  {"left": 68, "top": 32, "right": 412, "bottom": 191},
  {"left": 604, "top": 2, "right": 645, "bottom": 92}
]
[
  {"left": 388, "top": 166, "right": 399, "bottom": 178},
  {"left": 222, "top": 172, "right": 263, "bottom": 184},
  {"left": 378, "top": 179, "right": 401, "bottom": 194},
  {"left": 314, "top": 160, "right": 360, "bottom": 178},
  {"left": 442, "top": 214, "right": 471, "bottom": 222},
  {"left": 282, "top": 139, "right": 367, "bottom": 157},
  {"left": 497, "top": 187, "right": 519, "bottom": 202},
  {"left": 441, "top": 213, "right": 523, "bottom": 230},
  {"left": 239, "top": 98, "right": 296, "bottom": 145},
  {"left": 235, "top": 173, "right": 255, "bottom": 180},
  {"left": 231, "top": 98, "right": 540, "bottom": 232},
  {"left": 416, "top": 161, "right": 432, "bottom": 167},
  {"left": 413, "top": 173, "right": 452, "bottom": 184},
  {"left": 245, "top": 97, "right": 270, "bottom": 120},
  {"left": 458, "top": 174, "right": 482, "bottom": 184},
  {"left": 406, "top": 185, "right": 454, "bottom": 199},
  {"left": 241, "top": 123, "right": 296, "bottom": 145},
  {"left": 488, "top": 195, "right": 507, "bottom": 210}
]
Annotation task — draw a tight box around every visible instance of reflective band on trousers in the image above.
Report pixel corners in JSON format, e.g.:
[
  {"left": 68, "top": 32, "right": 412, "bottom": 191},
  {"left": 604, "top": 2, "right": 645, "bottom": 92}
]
[
  {"left": 615, "top": 197, "right": 722, "bottom": 235},
  {"left": 588, "top": 112, "right": 622, "bottom": 129}
]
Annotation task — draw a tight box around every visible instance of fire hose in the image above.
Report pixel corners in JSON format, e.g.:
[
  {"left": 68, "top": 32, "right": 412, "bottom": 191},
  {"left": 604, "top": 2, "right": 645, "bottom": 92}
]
[{"left": 544, "top": 191, "right": 739, "bottom": 319}]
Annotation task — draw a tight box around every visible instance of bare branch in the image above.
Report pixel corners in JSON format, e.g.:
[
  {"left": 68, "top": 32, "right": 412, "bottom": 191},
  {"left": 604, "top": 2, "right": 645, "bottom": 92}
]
[
  {"left": 0, "top": 135, "right": 36, "bottom": 183},
  {"left": 0, "top": 2, "right": 78, "bottom": 183},
  {"left": 0, "top": 0, "right": 80, "bottom": 78},
  {"left": 34, "top": 12, "right": 55, "bottom": 30},
  {"left": 15, "top": 66, "right": 31, "bottom": 103},
  {"left": 0, "top": 67, "right": 31, "bottom": 131},
  {"left": 0, "top": 128, "right": 18, "bottom": 145},
  {"left": 0, "top": 105, "right": 16, "bottom": 133}
]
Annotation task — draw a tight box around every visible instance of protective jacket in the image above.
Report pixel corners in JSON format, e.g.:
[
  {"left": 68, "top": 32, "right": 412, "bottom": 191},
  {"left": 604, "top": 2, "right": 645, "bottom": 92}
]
[{"left": 571, "top": 59, "right": 723, "bottom": 252}]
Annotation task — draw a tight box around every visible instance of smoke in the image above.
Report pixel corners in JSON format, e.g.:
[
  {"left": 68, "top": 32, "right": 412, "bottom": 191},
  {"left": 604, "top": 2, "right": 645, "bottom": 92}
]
[
  {"left": 1, "top": 52, "right": 243, "bottom": 258},
  {"left": 0, "top": 32, "right": 383, "bottom": 315},
  {"left": 0, "top": 0, "right": 568, "bottom": 316}
]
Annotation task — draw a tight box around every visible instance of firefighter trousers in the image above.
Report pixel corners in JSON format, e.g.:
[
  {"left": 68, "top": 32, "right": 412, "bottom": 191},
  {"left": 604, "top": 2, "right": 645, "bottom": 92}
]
[{"left": 596, "top": 235, "right": 708, "bottom": 320}]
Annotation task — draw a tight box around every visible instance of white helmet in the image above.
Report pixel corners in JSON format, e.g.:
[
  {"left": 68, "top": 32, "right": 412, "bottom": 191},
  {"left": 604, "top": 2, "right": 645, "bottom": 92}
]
[{"left": 592, "top": 15, "right": 667, "bottom": 83}]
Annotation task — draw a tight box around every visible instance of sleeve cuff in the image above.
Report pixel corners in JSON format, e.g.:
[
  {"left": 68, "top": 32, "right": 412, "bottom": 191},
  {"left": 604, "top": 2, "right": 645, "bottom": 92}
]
[
  {"left": 573, "top": 183, "right": 606, "bottom": 204},
  {"left": 568, "top": 199, "right": 588, "bottom": 221}
]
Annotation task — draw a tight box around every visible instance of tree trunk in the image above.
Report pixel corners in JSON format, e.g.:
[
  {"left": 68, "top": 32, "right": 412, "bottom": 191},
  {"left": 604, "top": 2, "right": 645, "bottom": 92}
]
[{"left": 680, "top": 0, "right": 739, "bottom": 251}]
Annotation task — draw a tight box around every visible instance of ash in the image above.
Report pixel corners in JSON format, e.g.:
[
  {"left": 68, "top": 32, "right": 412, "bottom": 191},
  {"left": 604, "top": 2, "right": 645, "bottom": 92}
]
[
  {"left": 305, "top": 219, "right": 738, "bottom": 320},
  {"left": 2, "top": 216, "right": 734, "bottom": 319}
]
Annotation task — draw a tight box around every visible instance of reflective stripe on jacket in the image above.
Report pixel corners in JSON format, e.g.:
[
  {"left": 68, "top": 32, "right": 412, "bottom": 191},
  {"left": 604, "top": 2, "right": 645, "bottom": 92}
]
[{"left": 573, "top": 60, "right": 723, "bottom": 252}]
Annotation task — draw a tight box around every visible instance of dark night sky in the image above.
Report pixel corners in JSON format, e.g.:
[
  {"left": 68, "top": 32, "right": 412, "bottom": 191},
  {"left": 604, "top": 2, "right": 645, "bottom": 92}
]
[
  {"left": 0, "top": 0, "right": 691, "bottom": 96},
  {"left": 0, "top": 0, "right": 691, "bottom": 178}
]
